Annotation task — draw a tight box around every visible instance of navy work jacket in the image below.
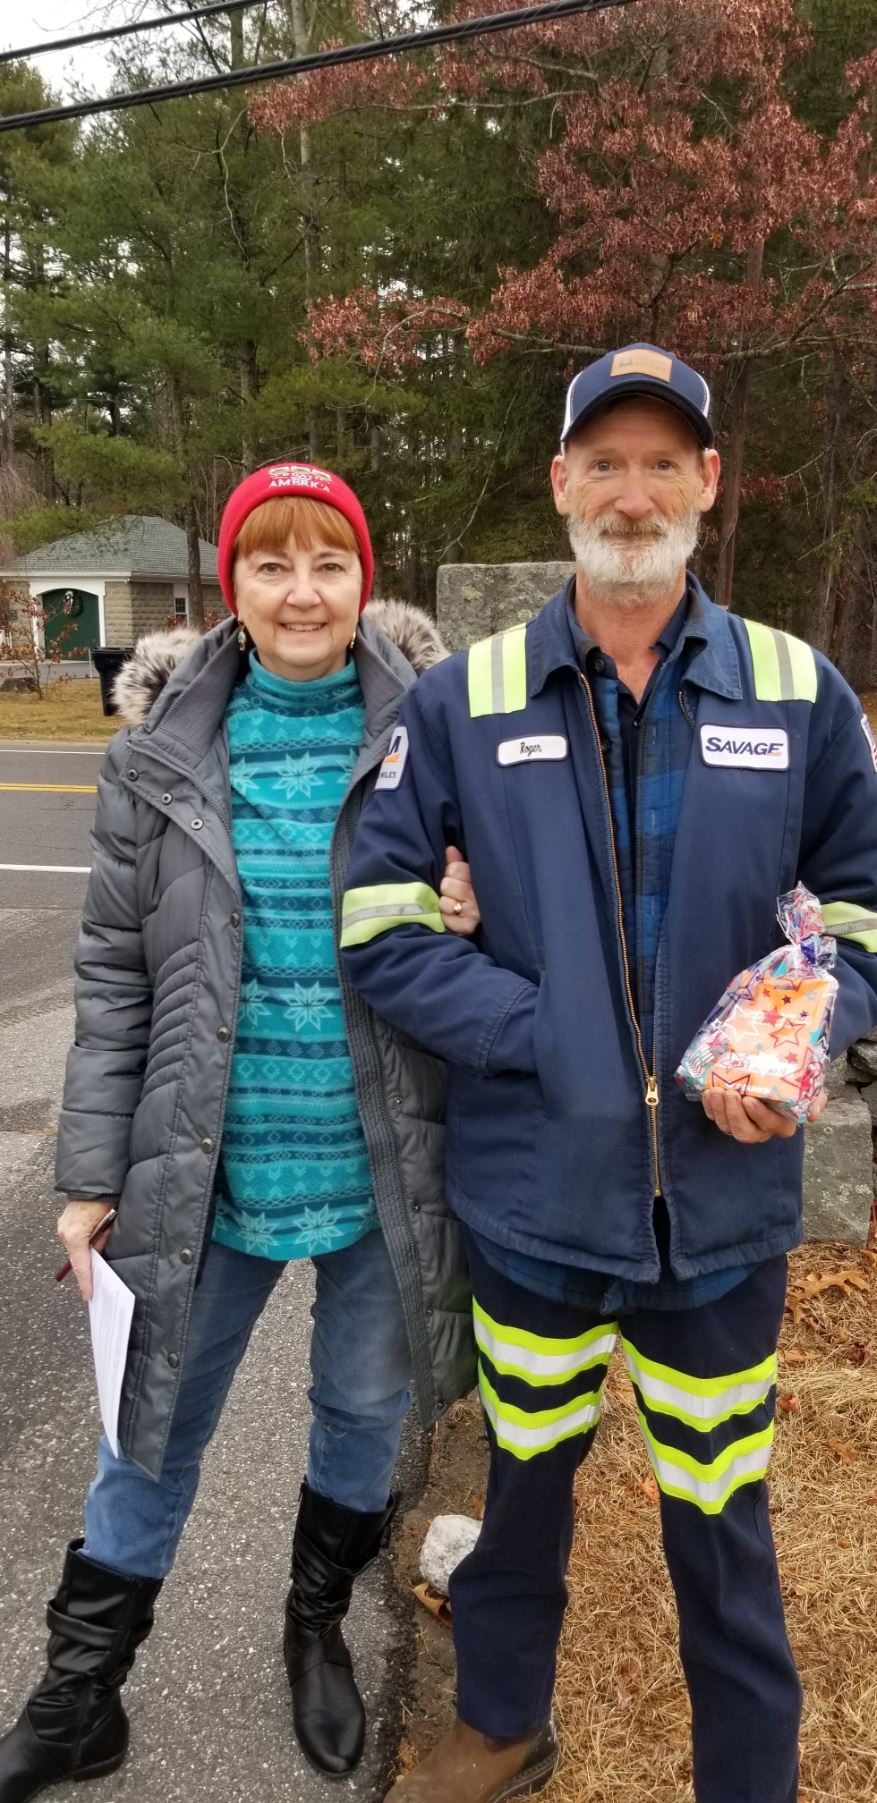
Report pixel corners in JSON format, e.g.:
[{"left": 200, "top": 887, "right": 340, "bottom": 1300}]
[{"left": 341, "top": 579, "right": 877, "bottom": 1282}]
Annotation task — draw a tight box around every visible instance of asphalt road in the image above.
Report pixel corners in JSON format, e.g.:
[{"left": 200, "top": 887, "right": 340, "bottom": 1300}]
[{"left": 0, "top": 741, "right": 425, "bottom": 1803}]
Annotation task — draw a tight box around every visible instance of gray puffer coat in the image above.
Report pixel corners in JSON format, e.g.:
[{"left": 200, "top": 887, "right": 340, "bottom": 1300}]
[{"left": 55, "top": 604, "right": 475, "bottom": 1479}]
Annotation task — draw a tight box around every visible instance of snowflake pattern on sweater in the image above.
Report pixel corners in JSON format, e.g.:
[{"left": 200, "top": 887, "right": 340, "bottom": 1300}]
[{"left": 212, "top": 654, "right": 377, "bottom": 1262}]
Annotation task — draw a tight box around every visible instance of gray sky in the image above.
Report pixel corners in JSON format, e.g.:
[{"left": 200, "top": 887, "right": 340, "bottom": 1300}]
[{"left": 8, "top": 0, "right": 114, "bottom": 96}]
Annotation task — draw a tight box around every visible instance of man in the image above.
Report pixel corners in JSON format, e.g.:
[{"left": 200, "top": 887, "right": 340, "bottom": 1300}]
[{"left": 339, "top": 344, "right": 877, "bottom": 1803}]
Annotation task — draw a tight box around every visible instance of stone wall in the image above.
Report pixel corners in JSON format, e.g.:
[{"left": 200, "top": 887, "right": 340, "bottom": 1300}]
[
  {"left": 124, "top": 580, "right": 223, "bottom": 639},
  {"left": 434, "top": 559, "right": 876, "bottom": 1245},
  {"left": 129, "top": 580, "right": 177, "bottom": 640},
  {"left": 0, "top": 583, "right": 37, "bottom": 689},
  {"left": 437, "top": 561, "right": 574, "bottom": 652},
  {"left": 805, "top": 1055, "right": 873, "bottom": 1244},
  {"left": 3, "top": 581, "right": 31, "bottom": 615},
  {"left": 817, "top": 1033, "right": 877, "bottom": 1243},
  {"left": 103, "top": 580, "right": 134, "bottom": 646}
]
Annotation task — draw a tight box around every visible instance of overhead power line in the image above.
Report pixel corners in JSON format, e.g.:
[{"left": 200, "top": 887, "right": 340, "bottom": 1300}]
[
  {"left": 1, "top": 0, "right": 268, "bottom": 69},
  {"left": 0, "top": 0, "right": 638, "bottom": 134}
]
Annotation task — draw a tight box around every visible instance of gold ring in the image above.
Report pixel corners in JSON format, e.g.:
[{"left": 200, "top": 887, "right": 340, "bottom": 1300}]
[{"left": 453, "top": 901, "right": 463, "bottom": 915}]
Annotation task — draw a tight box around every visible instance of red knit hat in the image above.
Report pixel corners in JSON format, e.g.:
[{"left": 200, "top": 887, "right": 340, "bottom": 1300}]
[{"left": 217, "top": 461, "right": 374, "bottom": 614}]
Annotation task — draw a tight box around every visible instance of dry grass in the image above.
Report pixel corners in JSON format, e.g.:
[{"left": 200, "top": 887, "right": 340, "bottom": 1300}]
[
  {"left": 544, "top": 1237, "right": 877, "bottom": 1803},
  {"left": 0, "top": 680, "right": 115, "bottom": 741}
]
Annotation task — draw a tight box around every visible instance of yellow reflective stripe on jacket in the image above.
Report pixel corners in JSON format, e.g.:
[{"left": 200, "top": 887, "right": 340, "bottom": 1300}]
[
  {"left": 821, "top": 900, "right": 877, "bottom": 954},
  {"left": 622, "top": 1339, "right": 776, "bottom": 1431},
  {"left": 478, "top": 1364, "right": 603, "bottom": 1461},
  {"left": 475, "top": 1298, "right": 617, "bottom": 1387},
  {"left": 743, "top": 618, "right": 817, "bottom": 703},
  {"left": 467, "top": 623, "right": 529, "bottom": 717},
  {"left": 340, "top": 882, "right": 445, "bottom": 948},
  {"left": 637, "top": 1413, "right": 775, "bottom": 1514}
]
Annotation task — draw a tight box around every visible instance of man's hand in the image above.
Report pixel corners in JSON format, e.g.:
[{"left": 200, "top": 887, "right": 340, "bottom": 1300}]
[
  {"left": 440, "top": 845, "right": 481, "bottom": 937},
  {"left": 701, "top": 1088, "right": 827, "bottom": 1144}
]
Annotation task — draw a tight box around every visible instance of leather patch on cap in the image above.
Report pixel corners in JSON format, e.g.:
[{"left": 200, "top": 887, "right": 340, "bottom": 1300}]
[{"left": 611, "top": 349, "right": 672, "bottom": 382}]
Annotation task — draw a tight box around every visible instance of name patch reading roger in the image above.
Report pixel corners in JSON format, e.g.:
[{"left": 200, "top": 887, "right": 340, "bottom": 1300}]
[{"left": 497, "top": 735, "right": 568, "bottom": 767}]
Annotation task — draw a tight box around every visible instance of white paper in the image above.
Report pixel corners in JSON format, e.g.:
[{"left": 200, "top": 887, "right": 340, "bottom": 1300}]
[{"left": 88, "top": 1252, "right": 135, "bottom": 1459}]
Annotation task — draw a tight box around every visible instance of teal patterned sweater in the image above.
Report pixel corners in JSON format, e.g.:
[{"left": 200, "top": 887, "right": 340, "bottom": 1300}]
[{"left": 212, "top": 653, "right": 377, "bottom": 1260}]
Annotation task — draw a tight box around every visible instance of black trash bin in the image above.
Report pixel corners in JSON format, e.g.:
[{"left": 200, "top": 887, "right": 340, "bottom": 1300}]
[{"left": 92, "top": 646, "right": 134, "bottom": 717}]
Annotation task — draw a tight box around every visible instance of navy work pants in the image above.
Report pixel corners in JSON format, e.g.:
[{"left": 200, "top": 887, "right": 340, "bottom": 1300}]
[{"left": 450, "top": 1238, "right": 802, "bottom": 1803}]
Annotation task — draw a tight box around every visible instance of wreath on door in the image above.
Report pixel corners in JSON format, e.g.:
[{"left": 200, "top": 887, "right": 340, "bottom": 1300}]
[{"left": 62, "top": 590, "right": 84, "bottom": 619}]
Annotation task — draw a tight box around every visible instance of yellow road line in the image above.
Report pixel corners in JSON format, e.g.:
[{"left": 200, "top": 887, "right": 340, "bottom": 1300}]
[{"left": 0, "top": 782, "right": 97, "bottom": 794}]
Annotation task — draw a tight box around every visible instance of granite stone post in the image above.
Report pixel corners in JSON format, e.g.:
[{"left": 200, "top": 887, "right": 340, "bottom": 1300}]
[{"left": 436, "top": 561, "right": 573, "bottom": 652}]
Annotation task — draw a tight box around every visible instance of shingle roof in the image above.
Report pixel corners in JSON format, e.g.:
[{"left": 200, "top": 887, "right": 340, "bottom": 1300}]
[{"left": 0, "top": 515, "right": 218, "bottom": 579}]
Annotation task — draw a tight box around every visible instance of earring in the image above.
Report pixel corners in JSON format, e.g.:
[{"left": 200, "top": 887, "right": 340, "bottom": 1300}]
[
  {"left": 237, "top": 623, "right": 247, "bottom": 652},
  {"left": 348, "top": 627, "right": 357, "bottom": 651}
]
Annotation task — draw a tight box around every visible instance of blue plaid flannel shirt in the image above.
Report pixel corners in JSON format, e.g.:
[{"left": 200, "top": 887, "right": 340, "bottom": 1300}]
[{"left": 575, "top": 588, "right": 691, "bottom": 1060}]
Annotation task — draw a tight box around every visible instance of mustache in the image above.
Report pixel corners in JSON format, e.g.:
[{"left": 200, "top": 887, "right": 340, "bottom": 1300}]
[{"left": 587, "top": 512, "right": 671, "bottom": 540}]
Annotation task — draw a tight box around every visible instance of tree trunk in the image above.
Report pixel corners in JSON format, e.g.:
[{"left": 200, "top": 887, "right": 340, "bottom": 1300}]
[
  {"left": 166, "top": 372, "right": 204, "bottom": 628},
  {"left": 185, "top": 501, "right": 205, "bottom": 631},
  {"left": 2, "top": 218, "right": 14, "bottom": 464},
  {"left": 715, "top": 241, "right": 764, "bottom": 614},
  {"left": 291, "top": 0, "right": 320, "bottom": 461},
  {"left": 823, "top": 349, "right": 846, "bottom": 663},
  {"left": 240, "top": 346, "right": 258, "bottom": 468}
]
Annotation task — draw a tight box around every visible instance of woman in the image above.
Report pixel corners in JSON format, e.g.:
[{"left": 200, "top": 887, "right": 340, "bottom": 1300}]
[{"left": 0, "top": 463, "right": 478, "bottom": 1802}]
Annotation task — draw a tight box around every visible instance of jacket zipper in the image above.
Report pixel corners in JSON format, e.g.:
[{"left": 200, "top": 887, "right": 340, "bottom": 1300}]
[{"left": 579, "top": 674, "right": 662, "bottom": 1196}]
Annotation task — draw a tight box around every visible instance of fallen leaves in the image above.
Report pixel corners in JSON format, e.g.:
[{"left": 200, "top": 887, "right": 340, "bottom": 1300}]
[
  {"left": 785, "top": 1268, "right": 870, "bottom": 1325},
  {"left": 825, "top": 1435, "right": 856, "bottom": 1467},
  {"left": 411, "top": 1582, "right": 452, "bottom": 1628}
]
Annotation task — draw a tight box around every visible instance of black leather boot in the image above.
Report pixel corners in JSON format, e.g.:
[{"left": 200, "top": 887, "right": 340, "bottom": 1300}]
[
  {"left": 284, "top": 1482, "right": 396, "bottom": 1777},
  {"left": 0, "top": 1540, "right": 161, "bottom": 1803}
]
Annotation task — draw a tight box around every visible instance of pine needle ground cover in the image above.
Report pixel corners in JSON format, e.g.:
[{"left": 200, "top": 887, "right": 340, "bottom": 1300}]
[
  {"left": 397, "top": 1233, "right": 877, "bottom": 1802},
  {"left": 544, "top": 1235, "right": 877, "bottom": 1803}
]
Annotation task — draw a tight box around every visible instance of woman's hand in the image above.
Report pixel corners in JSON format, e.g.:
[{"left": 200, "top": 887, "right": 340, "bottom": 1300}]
[
  {"left": 441, "top": 845, "right": 481, "bottom": 937},
  {"left": 57, "top": 1201, "right": 117, "bottom": 1302}
]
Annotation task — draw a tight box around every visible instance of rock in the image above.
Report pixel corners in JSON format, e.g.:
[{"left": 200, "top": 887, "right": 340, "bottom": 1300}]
[
  {"left": 420, "top": 1514, "right": 482, "bottom": 1595},
  {"left": 848, "top": 1038, "right": 877, "bottom": 1082},
  {"left": 858, "top": 1081, "right": 877, "bottom": 1126},
  {"left": 823, "top": 1056, "right": 857, "bottom": 1099},
  {"left": 803, "top": 1096, "right": 873, "bottom": 1245},
  {"left": 436, "top": 562, "right": 574, "bottom": 653}
]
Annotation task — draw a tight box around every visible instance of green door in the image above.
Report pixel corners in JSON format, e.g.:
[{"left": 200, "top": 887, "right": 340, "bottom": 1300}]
[{"left": 41, "top": 588, "right": 101, "bottom": 660}]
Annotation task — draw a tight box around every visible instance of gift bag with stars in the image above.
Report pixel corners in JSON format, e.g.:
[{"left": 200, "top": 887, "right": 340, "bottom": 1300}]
[{"left": 675, "top": 885, "right": 838, "bottom": 1124}]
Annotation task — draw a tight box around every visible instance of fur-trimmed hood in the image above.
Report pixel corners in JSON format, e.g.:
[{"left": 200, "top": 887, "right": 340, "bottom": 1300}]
[{"left": 112, "top": 599, "right": 448, "bottom": 728}]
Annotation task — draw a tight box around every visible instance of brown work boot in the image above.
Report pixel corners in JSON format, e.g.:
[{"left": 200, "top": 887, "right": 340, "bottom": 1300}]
[{"left": 384, "top": 1716, "right": 558, "bottom": 1801}]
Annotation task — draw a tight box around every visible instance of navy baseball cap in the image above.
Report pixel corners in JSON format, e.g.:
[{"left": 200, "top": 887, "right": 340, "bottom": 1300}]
[{"left": 561, "top": 343, "right": 714, "bottom": 449}]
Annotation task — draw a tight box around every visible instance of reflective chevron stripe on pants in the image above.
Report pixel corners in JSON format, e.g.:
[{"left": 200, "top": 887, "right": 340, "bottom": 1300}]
[{"left": 450, "top": 1235, "right": 802, "bottom": 1803}]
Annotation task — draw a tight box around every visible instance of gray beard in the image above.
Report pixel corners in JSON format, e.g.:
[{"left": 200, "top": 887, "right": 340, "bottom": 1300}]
[{"left": 567, "top": 507, "right": 701, "bottom": 608}]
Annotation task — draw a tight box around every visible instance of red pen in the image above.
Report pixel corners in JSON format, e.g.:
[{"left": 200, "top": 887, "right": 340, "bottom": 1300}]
[{"left": 55, "top": 1209, "right": 118, "bottom": 1284}]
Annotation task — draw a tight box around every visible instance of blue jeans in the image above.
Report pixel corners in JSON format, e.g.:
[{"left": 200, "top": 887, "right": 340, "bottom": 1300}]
[{"left": 83, "top": 1230, "right": 412, "bottom": 1580}]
